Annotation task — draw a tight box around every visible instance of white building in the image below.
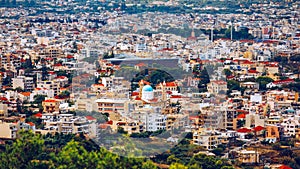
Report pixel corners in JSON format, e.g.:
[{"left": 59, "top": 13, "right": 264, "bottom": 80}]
[
  {"left": 140, "top": 112, "right": 166, "bottom": 132},
  {"left": 281, "top": 117, "right": 300, "bottom": 136},
  {"left": 37, "top": 81, "right": 60, "bottom": 96},
  {"left": 12, "top": 76, "right": 34, "bottom": 91}
]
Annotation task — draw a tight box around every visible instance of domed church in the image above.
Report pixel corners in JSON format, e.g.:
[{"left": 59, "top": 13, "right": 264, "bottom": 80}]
[{"left": 142, "top": 85, "right": 154, "bottom": 101}]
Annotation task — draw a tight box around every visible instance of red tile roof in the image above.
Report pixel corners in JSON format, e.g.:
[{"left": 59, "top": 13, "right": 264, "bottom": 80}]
[
  {"left": 135, "top": 63, "right": 146, "bottom": 67},
  {"left": 20, "top": 92, "right": 31, "bottom": 97},
  {"left": 253, "top": 126, "right": 264, "bottom": 132},
  {"left": 237, "top": 128, "right": 252, "bottom": 133},
  {"left": 241, "top": 60, "right": 254, "bottom": 64},
  {"left": 34, "top": 113, "right": 42, "bottom": 118},
  {"left": 170, "top": 95, "right": 182, "bottom": 99},
  {"left": 26, "top": 122, "right": 35, "bottom": 126},
  {"left": 165, "top": 82, "right": 177, "bottom": 87},
  {"left": 131, "top": 92, "right": 139, "bottom": 96},
  {"left": 211, "top": 80, "right": 227, "bottom": 85},
  {"left": 237, "top": 113, "right": 246, "bottom": 119},
  {"left": 43, "top": 99, "right": 57, "bottom": 103},
  {"left": 248, "top": 69, "right": 259, "bottom": 74},
  {"left": 86, "top": 116, "right": 96, "bottom": 121},
  {"left": 0, "top": 97, "right": 8, "bottom": 101},
  {"left": 273, "top": 78, "right": 294, "bottom": 85},
  {"left": 279, "top": 165, "right": 292, "bottom": 169},
  {"left": 66, "top": 55, "right": 74, "bottom": 59}
]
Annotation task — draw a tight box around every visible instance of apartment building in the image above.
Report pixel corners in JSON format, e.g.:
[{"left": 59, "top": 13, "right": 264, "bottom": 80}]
[
  {"left": 207, "top": 80, "right": 228, "bottom": 95},
  {"left": 237, "top": 150, "right": 260, "bottom": 164},
  {"left": 95, "top": 98, "right": 127, "bottom": 114},
  {"left": 42, "top": 99, "right": 60, "bottom": 113},
  {"left": 0, "top": 117, "right": 19, "bottom": 139},
  {"left": 281, "top": 117, "right": 300, "bottom": 136},
  {"left": 245, "top": 113, "right": 265, "bottom": 128},
  {"left": 42, "top": 113, "right": 97, "bottom": 137},
  {"left": 192, "top": 128, "right": 221, "bottom": 150},
  {"left": 37, "top": 81, "right": 60, "bottom": 96},
  {"left": 12, "top": 76, "right": 34, "bottom": 91},
  {"left": 0, "top": 103, "right": 8, "bottom": 117}
]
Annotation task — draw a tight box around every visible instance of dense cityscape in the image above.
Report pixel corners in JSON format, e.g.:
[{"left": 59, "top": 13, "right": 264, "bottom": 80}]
[{"left": 0, "top": 0, "right": 299, "bottom": 168}]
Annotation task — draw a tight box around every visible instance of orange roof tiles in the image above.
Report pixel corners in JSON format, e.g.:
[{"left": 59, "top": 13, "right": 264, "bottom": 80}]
[
  {"left": 26, "top": 122, "right": 35, "bottom": 126},
  {"left": 20, "top": 92, "right": 31, "bottom": 97},
  {"left": 86, "top": 116, "right": 96, "bottom": 121},
  {"left": 211, "top": 80, "right": 227, "bottom": 85},
  {"left": 165, "top": 82, "right": 177, "bottom": 87},
  {"left": 43, "top": 99, "right": 57, "bottom": 103}
]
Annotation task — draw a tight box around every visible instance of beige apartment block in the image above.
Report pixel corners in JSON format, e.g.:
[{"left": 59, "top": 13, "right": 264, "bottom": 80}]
[{"left": 237, "top": 150, "right": 259, "bottom": 164}]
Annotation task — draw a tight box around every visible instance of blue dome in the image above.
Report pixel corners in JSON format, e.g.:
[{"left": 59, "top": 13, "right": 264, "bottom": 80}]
[{"left": 142, "top": 85, "right": 153, "bottom": 92}]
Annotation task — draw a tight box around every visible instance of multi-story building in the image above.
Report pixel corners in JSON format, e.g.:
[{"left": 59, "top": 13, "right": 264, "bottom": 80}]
[
  {"left": 192, "top": 128, "right": 221, "bottom": 150},
  {"left": 39, "top": 47, "right": 63, "bottom": 59},
  {"left": 136, "top": 112, "right": 166, "bottom": 132},
  {"left": 100, "top": 77, "right": 126, "bottom": 89},
  {"left": 245, "top": 113, "right": 265, "bottom": 128},
  {"left": 75, "top": 95, "right": 98, "bottom": 112},
  {"left": 42, "top": 113, "right": 97, "bottom": 137},
  {"left": 42, "top": 99, "right": 60, "bottom": 113},
  {"left": 207, "top": 80, "right": 228, "bottom": 95},
  {"left": 224, "top": 109, "right": 238, "bottom": 130},
  {"left": 0, "top": 103, "right": 8, "bottom": 117},
  {"left": 237, "top": 150, "right": 259, "bottom": 164},
  {"left": 12, "top": 76, "right": 34, "bottom": 91},
  {"left": 117, "top": 121, "right": 144, "bottom": 134},
  {"left": 95, "top": 98, "right": 127, "bottom": 114},
  {"left": 281, "top": 117, "right": 300, "bottom": 137},
  {"left": 30, "top": 87, "right": 55, "bottom": 102},
  {"left": 0, "top": 117, "right": 19, "bottom": 139},
  {"left": 37, "top": 81, "right": 60, "bottom": 96}
]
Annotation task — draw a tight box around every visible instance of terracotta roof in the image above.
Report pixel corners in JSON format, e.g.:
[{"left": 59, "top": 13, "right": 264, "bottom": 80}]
[
  {"left": 43, "top": 99, "right": 57, "bottom": 103},
  {"left": 189, "top": 116, "right": 200, "bottom": 120},
  {"left": 239, "top": 39, "right": 255, "bottom": 43},
  {"left": 211, "top": 80, "right": 227, "bottom": 85},
  {"left": 93, "top": 84, "right": 104, "bottom": 87},
  {"left": 86, "top": 116, "right": 96, "bottom": 121},
  {"left": 66, "top": 55, "right": 74, "bottom": 59},
  {"left": 165, "top": 82, "right": 177, "bottom": 87},
  {"left": 53, "top": 63, "right": 62, "bottom": 66},
  {"left": 99, "top": 124, "right": 109, "bottom": 129},
  {"left": 117, "top": 122, "right": 126, "bottom": 125},
  {"left": 241, "top": 60, "right": 254, "bottom": 64},
  {"left": 170, "top": 95, "right": 182, "bottom": 99},
  {"left": 273, "top": 78, "right": 294, "bottom": 85},
  {"left": 26, "top": 122, "right": 35, "bottom": 126},
  {"left": 140, "top": 79, "right": 150, "bottom": 85},
  {"left": 135, "top": 63, "right": 146, "bottom": 67},
  {"left": 248, "top": 69, "right": 259, "bottom": 74},
  {"left": 20, "top": 92, "right": 31, "bottom": 97},
  {"left": 166, "top": 91, "right": 172, "bottom": 95},
  {"left": 106, "top": 120, "right": 113, "bottom": 125},
  {"left": 279, "top": 165, "right": 292, "bottom": 169},
  {"left": 34, "top": 113, "right": 42, "bottom": 118},
  {"left": 237, "top": 113, "right": 246, "bottom": 119},
  {"left": 131, "top": 92, "right": 139, "bottom": 96},
  {"left": 237, "top": 109, "right": 249, "bottom": 114},
  {"left": 0, "top": 97, "right": 8, "bottom": 101},
  {"left": 237, "top": 128, "right": 252, "bottom": 133},
  {"left": 253, "top": 126, "right": 264, "bottom": 132},
  {"left": 56, "top": 76, "right": 68, "bottom": 79}
]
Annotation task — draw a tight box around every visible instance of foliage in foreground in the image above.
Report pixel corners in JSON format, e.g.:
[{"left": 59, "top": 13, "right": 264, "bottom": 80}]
[{"left": 0, "top": 131, "right": 235, "bottom": 169}]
